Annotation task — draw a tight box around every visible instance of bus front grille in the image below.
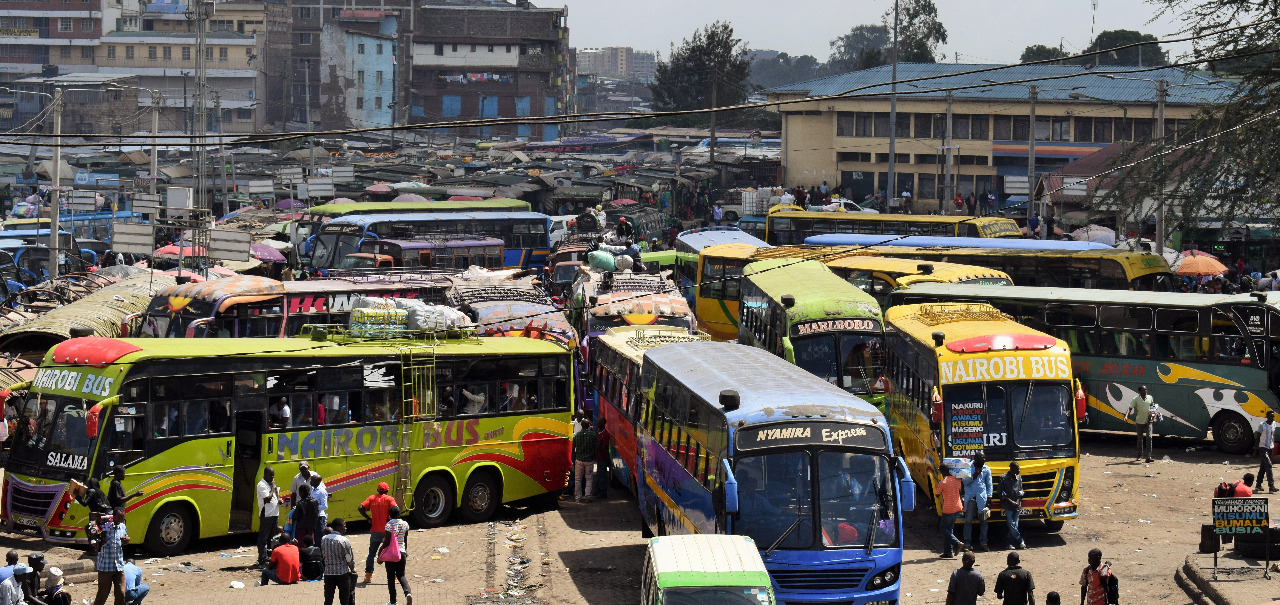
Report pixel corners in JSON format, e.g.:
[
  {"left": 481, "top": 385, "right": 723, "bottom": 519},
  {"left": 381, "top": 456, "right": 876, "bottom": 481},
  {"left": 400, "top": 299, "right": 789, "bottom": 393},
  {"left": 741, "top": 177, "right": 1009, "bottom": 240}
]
[
  {"left": 6, "top": 481, "right": 57, "bottom": 519},
  {"left": 1022, "top": 471, "right": 1060, "bottom": 500},
  {"left": 771, "top": 567, "right": 869, "bottom": 591}
]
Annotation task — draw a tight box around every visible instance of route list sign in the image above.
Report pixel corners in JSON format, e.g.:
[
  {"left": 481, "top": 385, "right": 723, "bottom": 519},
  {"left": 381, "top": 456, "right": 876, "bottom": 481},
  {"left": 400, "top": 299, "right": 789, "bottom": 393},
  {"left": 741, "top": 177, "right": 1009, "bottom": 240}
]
[
  {"left": 1213, "top": 497, "right": 1269, "bottom": 535},
  {"left": 948, "top": 402, "right": 985, "bottom": 456}
]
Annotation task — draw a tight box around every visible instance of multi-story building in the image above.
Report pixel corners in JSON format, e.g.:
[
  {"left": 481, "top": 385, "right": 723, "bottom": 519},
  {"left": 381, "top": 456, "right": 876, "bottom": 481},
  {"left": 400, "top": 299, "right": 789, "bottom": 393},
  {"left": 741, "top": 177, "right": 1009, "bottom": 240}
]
[
  {"left": 13, "top": 72, "right": 140, "bottom": 136},
  {"left": 766, "top": 63, "right": 1232, "bottom": 213},
  {"left": 408, "top": 0, "right": 570, "bottom": 140},
  {"left": 0, "top": 0, "right": 103, "bottom": 83},
  {"left": 318, "top": 10, "right": 398, "bottom": 129},
  {"left": 574, "top": 46, "right": 657, "bottom": 81}
]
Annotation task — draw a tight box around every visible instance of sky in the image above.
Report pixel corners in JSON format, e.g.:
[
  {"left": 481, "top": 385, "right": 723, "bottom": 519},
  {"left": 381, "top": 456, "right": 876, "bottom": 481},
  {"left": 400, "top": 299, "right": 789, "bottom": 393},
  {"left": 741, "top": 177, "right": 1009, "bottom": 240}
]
[{"left": 563, "top": 0, "right": 1195, "bottom": 66}]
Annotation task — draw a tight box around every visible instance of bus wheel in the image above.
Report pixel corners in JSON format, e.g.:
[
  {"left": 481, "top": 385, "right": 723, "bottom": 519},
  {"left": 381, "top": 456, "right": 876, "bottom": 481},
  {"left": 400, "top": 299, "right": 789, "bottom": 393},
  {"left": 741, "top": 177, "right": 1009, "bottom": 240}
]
[
  {"left": 457, "top": 471, "right": 501, "bottom": 523},
  {"left": 1214, "top": 412, "right": 1254, "bottom": 455},
  {"left": 1043, "top": 520, "right": 1065, "bottom": 533},
  {"left": 145, "top": 504, "right": 193, "bottom": 556},
  {"left": 410, "top": 475, "right": 455, "bottom": 528}
]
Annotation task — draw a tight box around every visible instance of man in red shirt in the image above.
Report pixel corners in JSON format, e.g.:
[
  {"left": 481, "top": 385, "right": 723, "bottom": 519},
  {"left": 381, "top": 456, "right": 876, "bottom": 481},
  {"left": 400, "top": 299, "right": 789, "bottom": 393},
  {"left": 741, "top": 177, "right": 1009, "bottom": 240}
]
[
  {"left": 359, "top": 482, "right": 397, "bottom": 583},
  {"left": 260, "top": 536, "right": 301, "bottom": 585},
  {"left": 936, "top": 470, "right": 965, "bottom": 559}
]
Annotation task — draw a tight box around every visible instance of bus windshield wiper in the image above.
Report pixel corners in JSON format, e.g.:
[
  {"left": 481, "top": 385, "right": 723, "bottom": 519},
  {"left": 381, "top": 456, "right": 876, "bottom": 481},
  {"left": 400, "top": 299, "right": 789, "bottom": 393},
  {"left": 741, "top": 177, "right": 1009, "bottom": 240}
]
[
  {"left": 863, "top": 504, "right": 880, "bottom": 554},
  {"left": 765, "top": 511, "right": 805, "bottom": 557}
]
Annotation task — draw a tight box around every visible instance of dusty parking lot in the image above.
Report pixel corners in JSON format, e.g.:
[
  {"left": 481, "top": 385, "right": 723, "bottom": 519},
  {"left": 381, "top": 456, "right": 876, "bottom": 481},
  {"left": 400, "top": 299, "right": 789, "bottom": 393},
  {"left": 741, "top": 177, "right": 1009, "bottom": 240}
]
[{"left": 17, "top": 432, "right": 1255, "bottom": 604}]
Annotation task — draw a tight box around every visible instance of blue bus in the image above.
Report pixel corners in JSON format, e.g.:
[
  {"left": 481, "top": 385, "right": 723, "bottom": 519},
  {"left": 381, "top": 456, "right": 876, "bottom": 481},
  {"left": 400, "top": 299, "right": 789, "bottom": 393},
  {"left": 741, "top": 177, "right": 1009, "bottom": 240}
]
[
  {"left": 805, "top": 233, "right": 1114, "bottom": 250},
  {"left": 6, "top": 211, "right": 142, "bottom": 244},
  {"left": 305, "top": 211, "right": 551, "bottom": 270},
  {"left": 635, "top": 341, "right": 914, "bottom": 605},
  {"left": 674, "top": 227, "right": 769, "bottom": 255}
]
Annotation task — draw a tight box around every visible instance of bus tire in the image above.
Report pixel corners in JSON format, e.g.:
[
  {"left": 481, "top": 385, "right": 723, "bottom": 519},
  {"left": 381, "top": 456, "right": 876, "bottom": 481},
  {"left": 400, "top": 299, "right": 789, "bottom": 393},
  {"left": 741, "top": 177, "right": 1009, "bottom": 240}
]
[
  {"left": 410, "top": 474, "right": 455, "bottom": 528},
  {"left": 456, "top": 470, "right": 501, "bottom": 523},
  {"left": 724, "top": 211, "right": 739, "bottom": 223},
  {"left": 1043, "top": 519, "right": 1065, "bottom": 533},
  {"left": 1214, "top": 412, "right": 1254, "bottom": 455},
  {"left": 145, "top": 503, "right": 194, "bottom": 556}
]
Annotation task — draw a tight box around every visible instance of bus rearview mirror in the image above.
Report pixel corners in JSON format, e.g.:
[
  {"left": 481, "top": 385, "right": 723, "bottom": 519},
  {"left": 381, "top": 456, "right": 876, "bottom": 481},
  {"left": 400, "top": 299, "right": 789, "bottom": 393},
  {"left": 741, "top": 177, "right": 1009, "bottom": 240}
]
[
  {"left": 722, "top": 459, "right": 738, "bottom": 515},
  {"left": 897, "top": 457, "right": 915, "bottom": 512}
]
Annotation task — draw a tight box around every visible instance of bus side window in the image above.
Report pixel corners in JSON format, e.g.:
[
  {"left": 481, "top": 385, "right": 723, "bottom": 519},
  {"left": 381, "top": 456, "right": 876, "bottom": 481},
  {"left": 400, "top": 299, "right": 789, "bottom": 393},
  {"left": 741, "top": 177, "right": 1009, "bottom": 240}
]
[
  {"left": 320, "top": 393, "right": 349, "bottom": 424},
  {"left": 184, "top": 401, "right": 210, "bottom": 435},
  {"left": 153, "top": 402, "right": 180, "bottom": 438},
  {"left": 291, "top": 394, "right": 316, "bottom": 426}
]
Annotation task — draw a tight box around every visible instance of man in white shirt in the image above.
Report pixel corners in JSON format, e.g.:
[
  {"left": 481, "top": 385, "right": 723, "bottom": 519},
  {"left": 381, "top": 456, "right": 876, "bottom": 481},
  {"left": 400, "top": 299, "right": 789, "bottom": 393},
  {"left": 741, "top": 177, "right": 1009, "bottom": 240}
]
[
  {"left": 290, "top": 461, "right": 313, "bottom": 501},
  {"left": 1256, "top": 410, "right": 1278, "bottom": 493},
  {"left": 256, "top": 467, "right": 279, "bottom": 566},
  {"left": 268, "top": 398, "right": 291, "bottom": 429}
]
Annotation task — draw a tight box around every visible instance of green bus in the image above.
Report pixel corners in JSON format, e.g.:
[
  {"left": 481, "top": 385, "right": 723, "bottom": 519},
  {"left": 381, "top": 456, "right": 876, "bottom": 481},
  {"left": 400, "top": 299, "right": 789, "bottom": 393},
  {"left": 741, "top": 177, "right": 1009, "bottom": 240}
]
[
  {"left": 640, "top": 535, "right": 776, "bottom": 605},
  {"left": 889, "top": 282, "right": 1280, "bottom": 454},
  {"left": 1, "top": 330, "right": 573, "bottom": 555},
  {"left": 738, "top": 258, "right": 885, "bottom": 403}
]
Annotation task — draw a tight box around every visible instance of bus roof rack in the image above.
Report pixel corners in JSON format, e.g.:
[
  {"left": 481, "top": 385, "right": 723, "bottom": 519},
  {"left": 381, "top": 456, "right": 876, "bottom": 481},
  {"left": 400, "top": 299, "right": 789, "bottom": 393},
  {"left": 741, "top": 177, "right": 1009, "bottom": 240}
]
[
  {"left": 912, "top": 303, "right": 1010, "bottom": 326},
  {"left": 449, "top": 285, "right": 554, "bottom": 307},
  {"left": 298, "top": 323, "right": 480, "bottom": 344},
  {"left": 319, "top": 268, "right": 459, "bottom": 284}
]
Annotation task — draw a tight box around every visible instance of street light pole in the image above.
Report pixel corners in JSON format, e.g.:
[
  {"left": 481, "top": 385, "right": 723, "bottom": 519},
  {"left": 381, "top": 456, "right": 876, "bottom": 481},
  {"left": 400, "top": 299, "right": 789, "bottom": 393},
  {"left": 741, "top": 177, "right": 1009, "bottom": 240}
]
[
  {"left": 887, "top": 0, "right": 899, "bottom": 211},
  {"left": 944, "top": 90, "right": 953, "bottom": 214},
  {"left": 1027, "top": 85, "right": 1039, "bottom": 238},
  {"left": 150, "top": 90, "right": 160, "bottom": 196},
  {"left": 49, "top": 87, "right": 63, "bottom": 280},
  {"left": 1155, "top": 78, "right": 1167, "bottom": 255}
]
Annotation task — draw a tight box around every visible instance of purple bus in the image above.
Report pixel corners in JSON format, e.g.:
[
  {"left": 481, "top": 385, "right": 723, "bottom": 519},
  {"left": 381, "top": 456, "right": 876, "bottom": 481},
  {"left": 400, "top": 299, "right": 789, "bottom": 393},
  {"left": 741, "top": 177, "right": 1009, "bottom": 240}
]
[{"left": 340, "top": 234, "right": 505, "bottom": 271}]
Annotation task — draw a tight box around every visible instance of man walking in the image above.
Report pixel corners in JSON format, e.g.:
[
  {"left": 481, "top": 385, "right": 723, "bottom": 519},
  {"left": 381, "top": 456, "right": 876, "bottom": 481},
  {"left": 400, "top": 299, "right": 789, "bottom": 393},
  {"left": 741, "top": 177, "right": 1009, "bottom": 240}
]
[
  {"left": 358, "top": 482, "right": 396, "bottom": 583},
  {"left": 935, "top": 469, "right": 965, "bottom": 558},
  {"left": 946, "top": 551, "right": 985, "bottom": 605},
  {"left": 321, "top": 519, "right": 356, "bottom": 605},
  {"left": 572, "top": 417, "right": 597, "bottom": 503},
  {"left": 961, "top": 452, "right": 993, "bottom": 551},
  {"left": 1079, "top": 548, "right": 1114, "bottom": 605},
  {"left": 255, "top": 467, "right": 279, "bottom": 566},
  {"left": 1127, "top": 385, "right": 1155, "bottom": 463},
  {"left": 995, "top": 551, "right": 1035, "bottom": 605},
  {"left": 1256, "top": 410, "right": 1278, "bottom": 493},
  {"left": 999, "top": 462, "right": 1026, "bottom": 550}
]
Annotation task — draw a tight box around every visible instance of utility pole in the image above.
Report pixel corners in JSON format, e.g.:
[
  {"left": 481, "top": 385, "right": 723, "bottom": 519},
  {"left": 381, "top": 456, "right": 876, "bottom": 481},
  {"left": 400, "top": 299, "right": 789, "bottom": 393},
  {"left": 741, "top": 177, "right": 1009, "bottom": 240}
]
[
  {"left": 943, "top": 91, "right": 954, "bottom": 214},
  {"left": 888, "top": 0, "right": 899, "bottom": 211},
  {"left": 150, "top": 90, "right": 160, "bottom": 195},
  {"left": 1155, "top": 78, "right": 1167, "bottom": 254},
  {"left": 49, "top": 87, "right": 62, "bottom": 280},
  {"left": 1027, "top": 84, "right": 1038, "bottom": 238},
  {"left": 708, "top": 79, "right": 717, "bottom": 187},
  {"left": 192, "top": 0, "right": 210, "bottom": 215}
]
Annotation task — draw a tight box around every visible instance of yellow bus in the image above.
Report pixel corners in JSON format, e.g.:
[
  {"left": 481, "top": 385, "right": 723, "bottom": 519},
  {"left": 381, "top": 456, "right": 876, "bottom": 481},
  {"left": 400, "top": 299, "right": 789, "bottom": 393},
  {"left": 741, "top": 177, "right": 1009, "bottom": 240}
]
[
  {"left": 884, "top": 302, "right": 1081, "bottom": 531},
  {"left": 851, "top": 245, "right": 1172, "bottom": 291},
  {"left": 763, "top": 207, "right": 1022, "bottom": 245},
  {"left": 694, "top": 243, "right": 1013, "bottom": 340}
]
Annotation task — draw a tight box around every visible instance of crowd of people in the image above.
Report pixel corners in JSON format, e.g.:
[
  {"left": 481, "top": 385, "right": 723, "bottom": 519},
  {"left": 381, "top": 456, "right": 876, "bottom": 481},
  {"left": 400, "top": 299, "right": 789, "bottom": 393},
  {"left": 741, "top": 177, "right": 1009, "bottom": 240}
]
[{"left": 945, "top": 547, "right": 1120, "bottom": 605}]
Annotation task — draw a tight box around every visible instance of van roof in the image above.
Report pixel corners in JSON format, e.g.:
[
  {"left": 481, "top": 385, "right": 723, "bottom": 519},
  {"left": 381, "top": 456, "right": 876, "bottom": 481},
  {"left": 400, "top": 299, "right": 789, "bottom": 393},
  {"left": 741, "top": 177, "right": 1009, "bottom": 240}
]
[{"left": 647, "top": 535, "right": 770, "bottom": 589}]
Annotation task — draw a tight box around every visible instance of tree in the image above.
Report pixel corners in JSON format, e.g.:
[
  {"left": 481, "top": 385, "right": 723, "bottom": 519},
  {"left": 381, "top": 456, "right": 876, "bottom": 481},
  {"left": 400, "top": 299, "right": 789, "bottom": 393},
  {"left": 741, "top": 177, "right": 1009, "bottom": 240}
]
[
  {"left": 749, "top": 52, "right": 830, "bottom": 89},
  {"left": 882, "top": 0, "right": 948, "bottom": 63},
  {"left": 828, "top": 24, "right": 889, "bottom": 72},
  {"left": 1020, "top": 44, "right": 1070, "bottom": 64},
  {"left": 1074, "top": 30, "right": 1169, "bottom": 67},
  {"left": 649, "top": 21, "right": 751, "bottom": 113}
]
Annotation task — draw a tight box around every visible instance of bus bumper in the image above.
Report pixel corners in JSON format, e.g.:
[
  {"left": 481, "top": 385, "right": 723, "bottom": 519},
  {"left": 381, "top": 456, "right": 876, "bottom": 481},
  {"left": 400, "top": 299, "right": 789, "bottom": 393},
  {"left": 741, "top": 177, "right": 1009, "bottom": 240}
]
[
  {"left": 766, "top": 550, "right": 901, "bottom": 605},
  {"left": 3, "top": 475, "right": 86, "bottom": 543}
]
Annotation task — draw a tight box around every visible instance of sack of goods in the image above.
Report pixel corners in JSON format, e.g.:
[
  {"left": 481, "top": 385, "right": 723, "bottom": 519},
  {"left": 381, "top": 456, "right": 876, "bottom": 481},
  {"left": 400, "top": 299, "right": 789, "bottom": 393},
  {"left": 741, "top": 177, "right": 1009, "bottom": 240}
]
[
  {"left": 587, "top": 250, "right": 616, "bottom": 271},
  {"left": 386, "top": 297, "right": 473, "bottom": 332},
  {"left": 942, "top": 457, "right": 973, "bottom": 479}
]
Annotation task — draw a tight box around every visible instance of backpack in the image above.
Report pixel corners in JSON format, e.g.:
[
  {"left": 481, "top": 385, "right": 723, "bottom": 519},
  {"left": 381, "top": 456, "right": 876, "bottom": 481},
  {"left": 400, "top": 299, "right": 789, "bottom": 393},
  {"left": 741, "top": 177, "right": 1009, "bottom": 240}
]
[
  {"left": 1103, "top": 567, "right": 1120, "bottom": 604},
  {"left": 1215, "top": 480, "right": 1244, "bottom": 498}
]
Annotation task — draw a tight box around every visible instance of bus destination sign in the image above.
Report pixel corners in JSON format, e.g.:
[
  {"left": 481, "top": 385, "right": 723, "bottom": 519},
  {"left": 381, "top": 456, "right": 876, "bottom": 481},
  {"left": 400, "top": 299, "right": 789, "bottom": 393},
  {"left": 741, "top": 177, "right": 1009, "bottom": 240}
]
[
  {"left": 791, "top": 318, "right": 881, "bottom": 338},
  {"left": 735, "top": 421, "right": 886, "bottom": 452}
]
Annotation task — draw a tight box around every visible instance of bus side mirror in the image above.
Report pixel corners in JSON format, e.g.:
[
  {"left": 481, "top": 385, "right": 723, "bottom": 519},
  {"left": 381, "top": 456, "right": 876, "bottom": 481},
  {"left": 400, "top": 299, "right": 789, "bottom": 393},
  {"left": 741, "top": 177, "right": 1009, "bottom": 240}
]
[
  {"left": 120, "top": 312, "right": 142, "bottom": 337},
  {"left": 722, "top": 459, "right": 739, "bottom": 515},
  {"left": 897, "top": 457, "right": 915, "bottom": 512},
  {"left": 186, "top": 318, "right": 212, "bottom": 338},
  {"left": 86, "top": 403, "right": 103, "bottom": 439}
]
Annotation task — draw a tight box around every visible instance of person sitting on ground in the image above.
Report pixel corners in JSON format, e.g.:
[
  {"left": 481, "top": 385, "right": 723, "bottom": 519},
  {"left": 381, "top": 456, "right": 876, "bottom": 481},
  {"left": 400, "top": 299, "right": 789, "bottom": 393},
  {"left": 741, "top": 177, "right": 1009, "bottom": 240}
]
[
  {"left": 299, "top": 535, "right": 324, "bottom": 582},
  {"left": 39, "top": 567, "right": 70, "bottom": 605},
  {"left": 122, "top": 560, "right": 148, "bottom": 605},
  {"left": 260, "top": 536, "right": 301, "bottom": 586},
  {"left": 1216, "top": 473, "right": 1255, "bottom": 497}
]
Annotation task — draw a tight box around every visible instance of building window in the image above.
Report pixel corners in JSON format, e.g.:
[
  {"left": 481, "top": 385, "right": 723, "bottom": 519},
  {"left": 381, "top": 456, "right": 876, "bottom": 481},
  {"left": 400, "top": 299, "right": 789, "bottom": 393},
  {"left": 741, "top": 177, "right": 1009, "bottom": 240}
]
[
  {"left": 356, "top": 97, "right": 364, "bottom": 109},
  {"left": 376, "top": 71, "right": 383, "bottom": 85},
  {"left": 148, "top": 46, "right": 156, "bottom": 60},
  {"left": 219, "top": 47, "right": 227, "bottom": 60},
  {"left": 375, "top": 96, "right": 382, "bottom": 109},
  {"left": 237, "top": 108, "right": 252, "bottom": 120},
  {"left": 81, "top": 46, "right": 92, "bottom": 59},
  {"left": 357, "top": 43, "right": 365, "bottom": 54},
  {"left": 855, "top": 112, "right": 875, "bottom": 137},
  {"left": 210, "top": 20, "right": 233, "bottom": 32},
  {"left": 470, "top": 44, "right": 477, "bottom": 52},
  {"left": 58, "top": 17, "right": 73, "bottom": 32},
  {"left": 376, "top": 43, "right": 383, "bottom": 55},
  {"left": 163, "top": 46, "right": 171, "bottom": 60},
  {"left": 80, "top": 18, "right": 93, "bottom": 32},
  {"left": 331, "top": 7, "right": 341, "bottom": 18},
  {"left": 107, "top": 45, "right": 116, "bottom": 59},
  {"left": 487, "top": 45, "right": 494, "bottom": 52},
  {"left": 205, "top": 47, "right": 212, "bottom": 61},
  {"left": 506, "top": 45, "right": 512, "bottom": 53},
  {"left": 296, "top": 7, "right": 311, "bottom": 19},
  {"left": 182, "top": 46, "right": 191, "bottom": 61},
  {"left": 357, "top": 70, "right": 364, "bottom": 84},
  {"left": 125, "top": 46, "right": 134, "bottom": 59},
  {"left": 451, "top": 44, "right": 457, "bottom": 52},
  {"left": 59, "top": 47, "right": 71, "bottom": 59},
  {"left": 836, "top": 112, "right": 855, "bottom": 137},
  {"left": 434, "top": 44, "right": 443, "bottom": 56},
  {"left": 836, "top": 152, "right": 872, "bottom": 163},
  {"left": 297, "top": 33, "right": 312, "bottom": 45},
  {"left": 0, "top": 19, "right": 8, "bottom": 28}
]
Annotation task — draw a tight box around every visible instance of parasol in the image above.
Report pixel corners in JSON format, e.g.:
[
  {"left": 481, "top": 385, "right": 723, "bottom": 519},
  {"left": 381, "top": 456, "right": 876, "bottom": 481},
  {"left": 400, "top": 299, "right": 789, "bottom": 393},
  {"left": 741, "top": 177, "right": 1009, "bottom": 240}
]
[{"left": 1174, "top": 255, "right": 1228, "bottom": 276}]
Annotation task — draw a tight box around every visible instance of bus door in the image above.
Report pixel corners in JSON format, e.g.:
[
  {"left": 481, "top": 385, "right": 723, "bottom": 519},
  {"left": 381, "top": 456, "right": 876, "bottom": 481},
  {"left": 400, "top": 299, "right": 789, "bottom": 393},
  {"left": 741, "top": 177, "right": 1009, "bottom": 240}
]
[
  {"left": 229, "top": 410, "right": 265, "bottom": 533},
  {"left": 1267, "top": 310, "right": 1280, "bottom": 394}
]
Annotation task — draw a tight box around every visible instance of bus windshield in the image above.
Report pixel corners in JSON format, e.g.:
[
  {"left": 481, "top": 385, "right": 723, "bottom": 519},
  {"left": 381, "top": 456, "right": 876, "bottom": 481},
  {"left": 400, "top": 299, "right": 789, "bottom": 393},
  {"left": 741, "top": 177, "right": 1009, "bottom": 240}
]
[
  {"left": 662, "top": 587, "right": 771, "bottom": 605},
  {"left": 943, "top": 381, "right": 1075, "bottom": 459},
  {"left": 735, "top": 450, "right": 896, "bottom": 550},
  {"left": 138, "top": 313, "right": 197, "bottom": 338},
  {"left": 340, "top": 255, "right": 378, "bottom": 269},
  {"left": 791, "top": 334, "right": 883, "bottom": 393},
  {"left": 9, "top": 396, "right": 91, "bottom": 475}
]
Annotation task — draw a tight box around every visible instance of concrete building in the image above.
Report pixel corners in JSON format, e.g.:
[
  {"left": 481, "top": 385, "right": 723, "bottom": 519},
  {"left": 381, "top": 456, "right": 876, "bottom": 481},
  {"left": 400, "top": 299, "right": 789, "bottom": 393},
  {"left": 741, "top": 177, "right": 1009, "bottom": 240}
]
[
  {"left": 318, "top": 10, "right": 397, "bottom": 129},
  {"left": 13, "top": 72, "right": 140, "bottom": 136},
  {"left": 0, "top": 0, "right": 103, "bottom": 82},
  {"left": 409, "top": 0, "right": 570, "bottom": 140},
  {"left": 575, "top": 46, "right": 657, "bottom": 81},
  {"left": 766, "top": 63, "right": 1232, "bottom": 212}
]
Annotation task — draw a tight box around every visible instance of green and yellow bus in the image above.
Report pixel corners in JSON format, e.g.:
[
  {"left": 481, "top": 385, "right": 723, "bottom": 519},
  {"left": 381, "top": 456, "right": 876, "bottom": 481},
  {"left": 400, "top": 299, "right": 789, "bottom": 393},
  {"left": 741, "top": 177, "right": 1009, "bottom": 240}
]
[
  {"left": 884, "top": 302, "right": 1081, "bottom": 531},
  {"left": 889, "top": 283, "right": 1280, "bottom": 454},
  {"left": 852, "top": 245, "right": 1172, "bottom": 291},
  {"left": 1, "top": 331, "right": 573, "bottom": 554},
  {"left": 763, "top": 207, "right": 1022, "bottom": 245},
  {"left": 739, "top": 259, "right": 885, "bottom": 403}
]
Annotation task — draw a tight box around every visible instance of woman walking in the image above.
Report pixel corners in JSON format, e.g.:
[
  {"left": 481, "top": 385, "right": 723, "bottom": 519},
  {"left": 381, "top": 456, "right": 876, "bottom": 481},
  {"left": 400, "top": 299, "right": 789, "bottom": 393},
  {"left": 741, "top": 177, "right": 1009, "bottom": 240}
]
[{"left": 378, "top": 505, "right": 412, "bottom": 605}]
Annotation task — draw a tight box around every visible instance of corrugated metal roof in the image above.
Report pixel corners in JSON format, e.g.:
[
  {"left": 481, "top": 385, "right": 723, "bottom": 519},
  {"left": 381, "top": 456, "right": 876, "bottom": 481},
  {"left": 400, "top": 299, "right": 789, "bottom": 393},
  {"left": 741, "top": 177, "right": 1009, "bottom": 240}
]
[{"left": 769, "top": 63, "right": 1235, "bottom": 106}]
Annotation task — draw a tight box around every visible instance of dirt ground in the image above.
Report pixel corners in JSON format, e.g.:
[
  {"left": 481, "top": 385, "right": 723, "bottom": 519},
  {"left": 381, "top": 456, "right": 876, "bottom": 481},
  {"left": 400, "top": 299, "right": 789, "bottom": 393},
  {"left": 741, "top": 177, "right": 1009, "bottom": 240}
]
[{"left": 40, "top": 432, "right": 1245, "bottom": 604}]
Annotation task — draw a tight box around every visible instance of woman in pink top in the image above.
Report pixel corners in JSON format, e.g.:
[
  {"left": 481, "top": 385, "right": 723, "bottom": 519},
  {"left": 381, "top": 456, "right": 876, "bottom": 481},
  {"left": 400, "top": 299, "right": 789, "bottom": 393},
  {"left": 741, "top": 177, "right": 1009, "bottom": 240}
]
[{"left": 936, "top": 472, "right": 965, "bottom": 558}]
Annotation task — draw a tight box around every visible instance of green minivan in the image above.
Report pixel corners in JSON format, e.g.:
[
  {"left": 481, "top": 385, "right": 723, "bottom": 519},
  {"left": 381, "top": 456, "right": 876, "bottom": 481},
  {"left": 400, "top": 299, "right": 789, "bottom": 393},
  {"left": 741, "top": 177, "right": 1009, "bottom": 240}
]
[{"left": 639, "top": 535, "right": 776, "bottom": 605}]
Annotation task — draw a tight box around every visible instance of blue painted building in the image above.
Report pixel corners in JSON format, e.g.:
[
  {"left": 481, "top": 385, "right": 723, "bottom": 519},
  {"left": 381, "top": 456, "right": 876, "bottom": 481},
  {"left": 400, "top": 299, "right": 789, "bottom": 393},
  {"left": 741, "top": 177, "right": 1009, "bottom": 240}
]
[{"left": 319, "top": 11, "right": 398, "bottom": 129}]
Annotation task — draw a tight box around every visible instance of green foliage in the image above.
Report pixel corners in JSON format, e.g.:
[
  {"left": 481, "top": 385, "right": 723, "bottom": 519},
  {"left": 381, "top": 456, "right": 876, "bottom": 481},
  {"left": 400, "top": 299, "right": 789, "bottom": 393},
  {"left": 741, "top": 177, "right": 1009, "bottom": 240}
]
[
  {"left": 829, "top": 24, "right": 890, "bottom": 72},
  {"left": 649, "top": 21, "right": 752, "bottom": 112},
  {"left": 883, "top": 0, "right": 948, "bottom": 63},
  {"left": 1074, "top": 30, "right": 1169, "bottom": 67},
  {"left": 1020, "top": 44, "right": 1070, "bottom": 64},
  {"left": 749, "top": 53, "right": 832, "bottom": 89}
]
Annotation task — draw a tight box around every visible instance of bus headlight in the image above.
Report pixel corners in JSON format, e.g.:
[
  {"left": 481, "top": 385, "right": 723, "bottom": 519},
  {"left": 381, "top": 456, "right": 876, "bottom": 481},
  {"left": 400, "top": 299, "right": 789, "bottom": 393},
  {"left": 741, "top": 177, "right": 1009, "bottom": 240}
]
[
  {"left": 867, "top": 564, "right": 900, "bottom": 590},
  {"left": 1056, "top": 467, "right": 1075, "bottom": 503}
]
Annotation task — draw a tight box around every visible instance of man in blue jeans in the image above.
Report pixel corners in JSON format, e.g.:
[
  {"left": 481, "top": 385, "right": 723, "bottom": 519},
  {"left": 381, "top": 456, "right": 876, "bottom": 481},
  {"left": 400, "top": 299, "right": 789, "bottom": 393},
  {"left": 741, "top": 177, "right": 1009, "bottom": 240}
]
[
  {"left": 123, "top": 560, "right": 148, "bottom": 605},
  {"left": 961, "top": 452, "right": 993, "bottom": 551},
  {"left": 998, "top": 462, "right": 1026, "bottom": 550}
]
